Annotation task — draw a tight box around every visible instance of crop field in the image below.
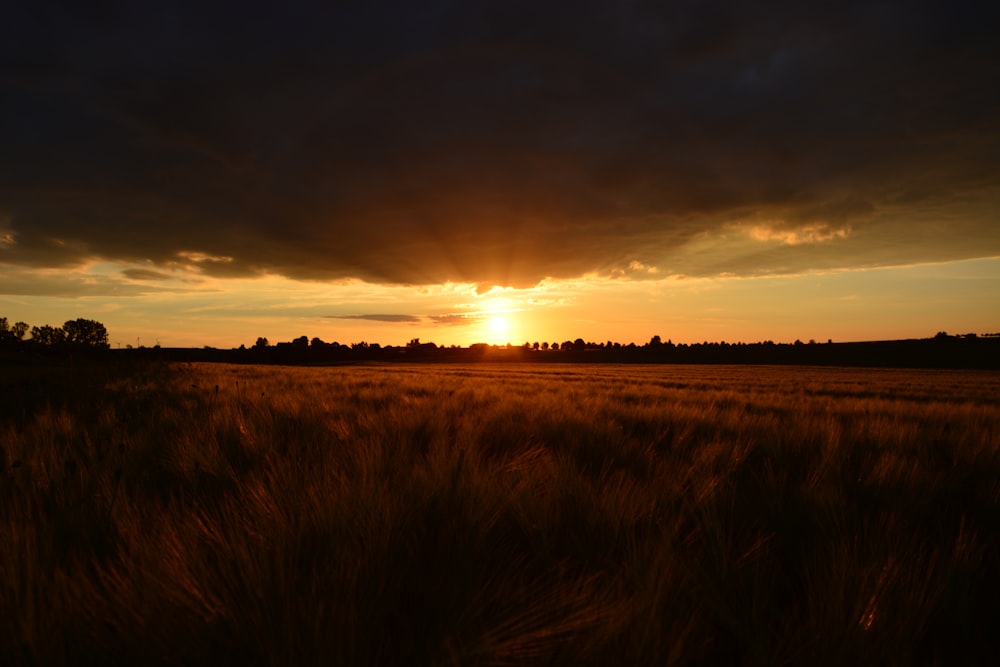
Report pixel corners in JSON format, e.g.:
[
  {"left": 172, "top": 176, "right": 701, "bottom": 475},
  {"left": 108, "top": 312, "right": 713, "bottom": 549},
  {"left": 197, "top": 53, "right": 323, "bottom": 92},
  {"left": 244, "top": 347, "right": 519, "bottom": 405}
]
[{"left": 2, "top": 361, "right": 999, "bottom": 665}]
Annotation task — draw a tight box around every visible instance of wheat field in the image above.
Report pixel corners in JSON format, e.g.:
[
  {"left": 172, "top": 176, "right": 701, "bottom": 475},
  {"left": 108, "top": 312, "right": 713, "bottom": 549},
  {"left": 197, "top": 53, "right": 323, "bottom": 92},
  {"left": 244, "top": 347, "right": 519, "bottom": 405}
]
[{"left": 2, "top": 361, "right": 998, "bottom": 665}]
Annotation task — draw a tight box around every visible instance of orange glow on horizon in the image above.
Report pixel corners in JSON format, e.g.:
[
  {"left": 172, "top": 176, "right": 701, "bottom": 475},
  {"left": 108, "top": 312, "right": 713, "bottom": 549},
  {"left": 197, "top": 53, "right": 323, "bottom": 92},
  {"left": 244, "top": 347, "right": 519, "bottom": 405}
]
[{"left": 2, "top": 258, "right": 997, "bottom": 349}]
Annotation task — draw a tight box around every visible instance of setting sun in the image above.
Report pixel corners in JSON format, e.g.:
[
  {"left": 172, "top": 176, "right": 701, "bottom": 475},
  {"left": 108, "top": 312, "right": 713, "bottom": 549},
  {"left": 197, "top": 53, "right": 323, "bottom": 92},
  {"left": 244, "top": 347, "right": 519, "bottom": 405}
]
[{"left": 488, "top": 315, "right": 509, "bottom": 336}]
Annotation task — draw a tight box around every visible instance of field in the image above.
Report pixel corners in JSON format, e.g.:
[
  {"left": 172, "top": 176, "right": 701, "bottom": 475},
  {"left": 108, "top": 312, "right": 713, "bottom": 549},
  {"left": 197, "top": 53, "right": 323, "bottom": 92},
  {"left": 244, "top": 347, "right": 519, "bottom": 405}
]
[{"left": 2, "top": 361, "right": 999, "bottom": 665}]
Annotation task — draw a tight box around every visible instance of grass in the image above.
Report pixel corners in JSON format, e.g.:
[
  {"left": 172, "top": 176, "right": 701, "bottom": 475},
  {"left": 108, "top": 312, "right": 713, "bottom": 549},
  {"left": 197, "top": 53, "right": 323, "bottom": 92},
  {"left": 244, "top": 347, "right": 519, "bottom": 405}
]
[{"left": 2, "top": 361, "right": 999, "bottom": 665}]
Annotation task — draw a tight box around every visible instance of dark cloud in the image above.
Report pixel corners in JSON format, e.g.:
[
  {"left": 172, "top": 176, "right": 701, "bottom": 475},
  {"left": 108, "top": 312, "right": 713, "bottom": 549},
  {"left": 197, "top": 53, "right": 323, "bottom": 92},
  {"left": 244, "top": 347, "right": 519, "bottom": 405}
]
[
  {"left": 327, "top": 314, "right": 422, "bottom": 323},
  {"left": 2, "top": 0, "right": 998, "bottom": 286}
]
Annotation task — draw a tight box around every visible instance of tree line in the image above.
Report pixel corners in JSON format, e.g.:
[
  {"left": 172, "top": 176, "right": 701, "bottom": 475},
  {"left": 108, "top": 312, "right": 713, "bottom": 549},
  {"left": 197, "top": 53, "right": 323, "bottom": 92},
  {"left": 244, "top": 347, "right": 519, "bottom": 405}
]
[
  {"left": 3, "top": 315, "right": 995, "bottom": 368},
  {"left": 0, "top": 317, "right": 109, "bottom": 351},
  {"left": 118, "top": 330, "right": 999, "bottom": 369}
]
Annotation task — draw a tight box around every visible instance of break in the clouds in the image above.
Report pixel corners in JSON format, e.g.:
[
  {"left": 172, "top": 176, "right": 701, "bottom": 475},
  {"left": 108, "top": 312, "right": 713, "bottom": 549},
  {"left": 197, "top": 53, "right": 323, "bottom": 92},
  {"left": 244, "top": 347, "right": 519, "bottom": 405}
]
[{"left": 2, "top": 0, "right": 998, "bottom": 289}]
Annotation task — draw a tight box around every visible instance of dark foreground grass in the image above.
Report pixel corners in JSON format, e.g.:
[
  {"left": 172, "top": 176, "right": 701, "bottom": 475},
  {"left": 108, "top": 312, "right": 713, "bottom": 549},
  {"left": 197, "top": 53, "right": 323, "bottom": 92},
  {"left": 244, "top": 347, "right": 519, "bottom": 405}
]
[{"left": 2, "top": 361, "right": 999, "bottom": 666}]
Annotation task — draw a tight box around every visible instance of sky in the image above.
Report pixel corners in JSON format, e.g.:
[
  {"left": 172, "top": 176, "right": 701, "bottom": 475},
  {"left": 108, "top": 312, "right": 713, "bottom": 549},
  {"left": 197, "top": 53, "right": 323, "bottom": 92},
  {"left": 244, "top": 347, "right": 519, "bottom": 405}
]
[{"left": 2, "top": 0, "right": 998, "bottom": 348}]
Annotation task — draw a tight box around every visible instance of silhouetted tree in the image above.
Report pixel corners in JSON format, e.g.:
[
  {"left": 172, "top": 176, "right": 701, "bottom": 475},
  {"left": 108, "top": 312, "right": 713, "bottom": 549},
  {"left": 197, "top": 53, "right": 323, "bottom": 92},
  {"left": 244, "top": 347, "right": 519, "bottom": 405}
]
[
  {"left": 0, "top": 317, "right": 23, "bottom": 345},
  {"left": 30, "top": 325, "right": 65, "bottom": 347},
  {"left": 254, "top": 337, "right": 269, "bottom": 349},
  {"left": 62, "top": 318, "right": 109, "bottom": 348}
]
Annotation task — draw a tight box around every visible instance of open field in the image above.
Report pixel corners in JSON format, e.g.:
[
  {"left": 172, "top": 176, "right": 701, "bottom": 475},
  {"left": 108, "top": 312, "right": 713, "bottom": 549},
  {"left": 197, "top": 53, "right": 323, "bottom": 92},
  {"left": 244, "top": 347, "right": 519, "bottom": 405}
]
[{"left": 2, "top": 361, "right": 999, "bottom": 665}]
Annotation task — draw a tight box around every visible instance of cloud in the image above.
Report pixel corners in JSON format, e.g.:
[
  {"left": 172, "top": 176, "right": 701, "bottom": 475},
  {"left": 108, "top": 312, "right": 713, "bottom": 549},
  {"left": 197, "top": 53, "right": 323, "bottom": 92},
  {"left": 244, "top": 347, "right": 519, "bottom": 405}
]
[
  {"left": 1, "top": 1, "right": 998, "bottom": 287},
  {"left": 0, "top": 216, "right": 14, "bottom": 248},
  {"left": 0, "top": 264, "right": 167, "bottom": 297},
  {"left": 746, "top": 223, "right": 851, "bottom": 246},
  {"left": 175, "top": 251, "right": 234, "bottom": 265},
  {"left": 328, "top": 311, "right": 480, "bottom": 327},
  {"left": 326, "top": 314, "right": 422, "bottom": 323},
  {"left": 611, "top": 260, "right": 661, "bottom": 277},
  {"left": 122, "top": 268, "right": 172, "bottom": 281},
  {"left": 429, "top": 314, "right": 474, "bottom": 326}
]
